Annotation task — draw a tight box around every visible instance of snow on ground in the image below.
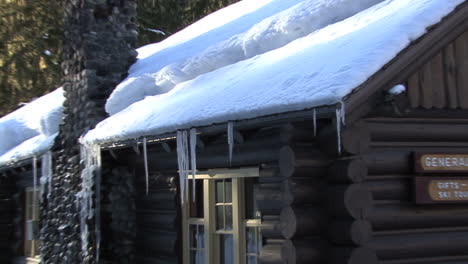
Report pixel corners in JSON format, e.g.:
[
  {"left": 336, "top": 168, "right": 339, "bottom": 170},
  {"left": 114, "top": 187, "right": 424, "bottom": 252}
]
[
  {"left": 0, "top": 88, "right": 64, "bottom": 165},
  {"left": 84, "top": 0, "right": 464, "bottom": 144}
]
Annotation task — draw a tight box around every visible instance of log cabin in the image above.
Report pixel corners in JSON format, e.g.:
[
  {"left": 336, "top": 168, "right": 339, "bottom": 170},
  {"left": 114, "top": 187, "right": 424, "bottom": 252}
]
[{"left": 1, "top": 0, "right": 468, "bottom": 264}]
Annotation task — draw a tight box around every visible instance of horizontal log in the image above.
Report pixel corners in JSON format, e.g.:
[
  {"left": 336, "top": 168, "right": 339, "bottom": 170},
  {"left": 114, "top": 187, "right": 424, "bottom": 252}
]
[
  {"left": 371, "top": 141, "right": 468, "bottom": 148},
  {"left": 0, "top": 216, "right": 13, "bottom": 224},
  {"left": 259, "top": 241, "right": 287, "bottom": 264},
  {"left": 256, "top": 183, "right": 284, "bottom": 215},
  {"left": 327, "top": 184, "right": 374, "bottom": 220},
  {"left": 328, "top": 158, "right": 367, "bottom": 183},
  {"left": 364, "top": 151, "right": 411, "bottom": 175},
  {"left": 279, "top": 145, "right": 331, "bottom": 178},
  {"left": 135, "top": 256, "right": 177, "bottom": 264},
  {"left": 136, "top": 230, "right": 178, "bottom": 256},
  {"left": 0, "top": 225, "right": 12, "bottom": 237},
  {"left": 136, "top": 210, "right": 178, "bottom": 230},
  {"left": 261, "top": 215, "right": 283, "bottom": 239},
  {"left": 318, "top": 122, "right": 370, "bottom": 155},
  {"left": 367, "top": 122, "right": 468, "bottom": 142},
  {"left": 135, "top": 173, "right": 176, "bottom": 189},
  {"left": 258, "top": 167, "right": 284, "bottom": 183},
  {"left": 282, "top": 178, "right": 324, "bottom": 206},
  {"left": 367, "top": 230, "right": 468, "bottom": 260},
  {"left": 0, "top": 186, "right": 15, "bottom": 196},
  {"left": 124, "top": 134, "right": 284, "bottom": 170},
  {"left": 378, "top": 255, "right": 468, "bottom": 264},
  {"left": 330, "top": 247, "right": 378, "bottom": 264},
  {"left": 327, "top": 220, "right": 372, "bottom": 246},
  {"left": 252, "top": 123, "right": 315, "bottom": 144},
  {"left": 365, "top": 178, "right": 410, "bottom": 200},
  {"left": 136, "top": 191, "right": 177, "bottom": 211},
  {"left": 280, "top": 206, "right": 325, "bottom": 239},
  {"left": 369, "top": 203, "right": 468, "bottom": 231},
  {"left": 0, "top": 240, "right": 12, "bottom": 251},
  {"left": 0, "top": 254, "right": 11, "bottom": 264},
  {"left": 283, "top": 239, "right": 326, "bottom": 264}
]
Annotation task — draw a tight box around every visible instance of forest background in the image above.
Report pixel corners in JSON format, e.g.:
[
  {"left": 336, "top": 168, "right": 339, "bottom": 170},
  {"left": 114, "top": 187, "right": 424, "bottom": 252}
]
[{"left": 0, "top": 0, "right": 238, "bottom": 117}]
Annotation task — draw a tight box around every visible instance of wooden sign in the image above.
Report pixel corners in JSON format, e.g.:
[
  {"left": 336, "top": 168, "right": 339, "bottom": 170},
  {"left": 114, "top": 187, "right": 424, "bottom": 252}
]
[
  {"left": 415, "top": 177, "right": 468, "bottom": 204},
  {"left": 414, "top": 153, "right": 468, "bottom": 173}
]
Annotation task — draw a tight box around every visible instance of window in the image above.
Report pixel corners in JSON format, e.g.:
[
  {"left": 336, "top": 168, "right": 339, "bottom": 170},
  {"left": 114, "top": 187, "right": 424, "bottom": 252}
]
[
  {"left": 24, "top": 187, "right": 40, "bottom": 260},
  {"left": 182, "top": 168, "right": 262, "bottom": 264}
]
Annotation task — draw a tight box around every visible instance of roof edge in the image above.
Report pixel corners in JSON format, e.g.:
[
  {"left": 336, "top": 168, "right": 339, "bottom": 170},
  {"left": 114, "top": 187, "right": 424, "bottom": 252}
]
[{"left": 344, "top": 1, "right": 468, "bottom": 122}]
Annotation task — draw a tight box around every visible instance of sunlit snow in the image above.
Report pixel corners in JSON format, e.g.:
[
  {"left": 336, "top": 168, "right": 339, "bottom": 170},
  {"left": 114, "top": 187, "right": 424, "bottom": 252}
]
[
  {"left": 0, "top": 88, "right": 64, "bottom": 165},
  {"left": 84, "top": 0, "right": 464, "bottom": 144},
  {"left": 106, "top": 0, "right": 384, "bottom": 115}
]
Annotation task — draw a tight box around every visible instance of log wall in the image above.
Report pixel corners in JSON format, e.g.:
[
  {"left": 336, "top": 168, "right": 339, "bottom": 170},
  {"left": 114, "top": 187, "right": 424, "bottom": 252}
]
[
  {"left": 406, "top": 29, "right": 468, "bottom": 109},
  {"left": 118, "top": 122, "right": 336, "bottom": 264},
  {"left": 0, "top": 170, "right": 18, "bottom": 264},
  {"left": 116, "top": 116, "right": 468, "bottom": 264},
  {"left": 112, "top": 116, "right": 468, "bottom": 264},
  {"left": 134, "top": 169, "right": 180, "bottom": 264},
  {"left": 355, "top": 117, "right": 468, "bottom": 263}
]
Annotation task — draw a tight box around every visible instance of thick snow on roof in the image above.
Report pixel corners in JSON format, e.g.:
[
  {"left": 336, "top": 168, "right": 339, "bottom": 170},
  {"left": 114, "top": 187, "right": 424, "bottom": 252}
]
[
  {"left": 84, "top": 0, "right": 464, "bottom": 144},
  {"left": 106, "top": 0, "right": 383, "bottom": 115},
  {"left": 0, "top": 88, "right": 64, "bottom": 165}
]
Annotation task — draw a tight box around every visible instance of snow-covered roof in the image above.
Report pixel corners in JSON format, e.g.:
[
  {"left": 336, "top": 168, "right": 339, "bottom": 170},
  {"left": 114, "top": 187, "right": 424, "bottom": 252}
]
[
  {"left": 0, "top": 88, "right": 64, "bottom": 166},
  {"left": 83, "top": 0, "right": 464, "bottom": 145}
]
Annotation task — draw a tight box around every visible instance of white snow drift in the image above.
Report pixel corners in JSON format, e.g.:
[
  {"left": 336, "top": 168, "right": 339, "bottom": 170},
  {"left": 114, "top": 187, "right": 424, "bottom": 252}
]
[
  {"left": 84, "top": 0, "right": 464, "bottom": 144},
  {"left": 0, "top": 88, "right": 64, "bottom": 165},
  {"left": 106, "top": 0, "right": 384, "bottom": 115}
]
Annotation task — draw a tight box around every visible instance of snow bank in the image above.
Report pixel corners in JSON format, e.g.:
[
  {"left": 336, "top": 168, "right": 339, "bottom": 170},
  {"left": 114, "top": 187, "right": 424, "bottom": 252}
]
[
  {"left": 107, "top": 0, "right": 385, "bottom": 115},
  {"left": 0, "top": 88, "right": 64, "bottom": 165},
  {"left": 84, "top": 0, "right": 464, "bottom": 144},
  {"left": 0, "top": 134, "right": 58, "bottom": 165},
  {"left": 106, "top": 0, "right": 306, "bottom": 115}
]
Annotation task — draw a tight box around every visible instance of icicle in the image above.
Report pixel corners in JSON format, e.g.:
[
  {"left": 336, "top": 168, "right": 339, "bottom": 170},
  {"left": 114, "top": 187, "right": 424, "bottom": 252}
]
[
  {"left": 313, "top": 109, "right": 317, "bottom": 136},
  {"left": 227, "top": 122, "right": 234, "bottom": 166},
  {"left": 190, "top": 128, "right": 197, "bottom": 201},
  {"left": 40, "top": 151, "right": 53, "bottom": 202},
  {"left": 339, "top": 101, "right": 346, "bottom": 125},
  {"left": 95, "top": 144, "right": 102, "bottom": 264},
  {"left": 77, "top": 143, "right": 102, "bottom": 262},
  {"left": 143, "top": 137, "right": 149, "bottom": 195},
  {"left": 32, "top": 156, "right": 38, "bottom": 220},
  {"left": 336, "top": 108, "right": 342, "bottom": 155},
  {"left": 177, "top": 131, "right": 189, "bottom": 203}
]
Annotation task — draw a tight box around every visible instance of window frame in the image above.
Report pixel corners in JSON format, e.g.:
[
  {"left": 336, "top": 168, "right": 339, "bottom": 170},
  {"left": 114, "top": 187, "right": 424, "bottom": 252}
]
[
  {"left": 182, "top": 167, "right": 261, "bottom": 264},
  {"left": 24, "top": 187, "right": 40, "bottom": 259}
]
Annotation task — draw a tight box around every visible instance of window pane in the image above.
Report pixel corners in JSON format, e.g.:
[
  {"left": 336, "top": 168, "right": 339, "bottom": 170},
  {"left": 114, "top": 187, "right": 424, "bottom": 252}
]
[
  {"left": 245, "top": 178, "right": 260, "bottom": 219},
  {"left": 216, "top": 180, "right": 224, "bottom": 203},
  {"left": 190, "top": 226, "right": 197, "bottom": 248},
  {"left": 246, "top": 227, "right": 256, "bottom": 253},
  {"left": 198, "top": 225, "right": 205, "bottom": 248},
  {"left": 225, "top": 205, "right": 233, "bottom": 231},
  {"left": 190, "top": 251, "right": 196, "bottom": 264},
  {"left": 220, "top": 234, "right": 233, "bottom": 264},
  {"left": 216, "top": 205, "right": 224, "bottom": 230},
  {"left": 190, "top": 249, "right": 205, "bottom": 264},
  {"left": 196, "top": 250, "right": 205, "bottom": 264},
  {"left": 190, "top": 225, "right": 205, "bottom": 248},
  {"left": 225, "top": 180, "right": 232, "bottom": 203},
  {"left": 189, "top": 180, "right": 204, "bottom": 218},
  {"left": 247, "top": 255, "right": 257, "bottom": 264}
]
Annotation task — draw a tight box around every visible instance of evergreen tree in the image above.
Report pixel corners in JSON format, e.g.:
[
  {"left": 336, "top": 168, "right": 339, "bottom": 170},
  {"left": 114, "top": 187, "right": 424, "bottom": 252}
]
[
  {"left": 137, "top": 0, "right": 239, "bottom": 46},
  {"left": 0, "top": 0, "right": 63, "bottom": 116},
  {"left": 0, "top": 0, "right": 239, "bottom": 117}
]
